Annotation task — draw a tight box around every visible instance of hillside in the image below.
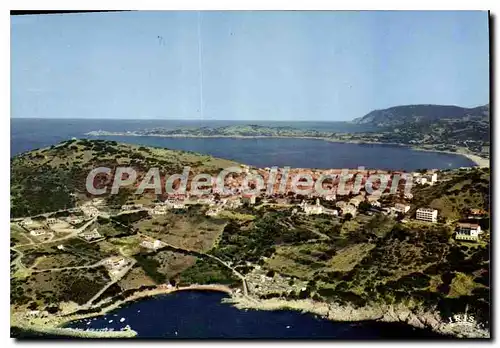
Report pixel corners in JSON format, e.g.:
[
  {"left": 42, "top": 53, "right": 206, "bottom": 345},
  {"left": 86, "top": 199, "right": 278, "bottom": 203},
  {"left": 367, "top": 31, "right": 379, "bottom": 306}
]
[
  {"left": 10, "top": 139, "right": 239, "bottom": 218},
  {"left": 352, "top": 104, "right": 489, "bottom": 127}
]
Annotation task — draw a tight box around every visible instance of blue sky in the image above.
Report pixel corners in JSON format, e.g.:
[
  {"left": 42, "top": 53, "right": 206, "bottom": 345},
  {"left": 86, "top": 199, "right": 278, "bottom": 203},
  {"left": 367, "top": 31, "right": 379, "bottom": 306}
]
[{"left": 11, "top": 11, "right": 489, "bottom": 121}]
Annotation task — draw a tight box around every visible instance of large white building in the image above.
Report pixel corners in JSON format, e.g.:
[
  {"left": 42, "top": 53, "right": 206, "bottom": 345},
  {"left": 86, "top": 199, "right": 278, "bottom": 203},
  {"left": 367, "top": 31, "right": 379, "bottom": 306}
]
[
  {"left": 416, "top": 208, "right": 438, "bottom": 223},
  {"left": 455, "top": 223, "right": 481, "bottom": 241}
]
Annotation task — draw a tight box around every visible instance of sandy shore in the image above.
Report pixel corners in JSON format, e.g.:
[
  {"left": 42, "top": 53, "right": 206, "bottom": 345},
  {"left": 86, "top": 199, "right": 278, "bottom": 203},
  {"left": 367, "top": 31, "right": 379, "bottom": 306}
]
[{"left": 411, "top": 147, "right": 489, "bottom": 168}]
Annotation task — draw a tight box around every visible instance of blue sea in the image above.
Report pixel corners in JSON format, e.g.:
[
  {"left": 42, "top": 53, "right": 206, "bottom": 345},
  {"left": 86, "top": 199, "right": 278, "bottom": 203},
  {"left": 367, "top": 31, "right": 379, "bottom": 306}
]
[
  {"left": 64, "top": 291, "right": 449, "bottom": 339},
  {"left": 11, "top": 118, "right": 476, "bottom": 171}
]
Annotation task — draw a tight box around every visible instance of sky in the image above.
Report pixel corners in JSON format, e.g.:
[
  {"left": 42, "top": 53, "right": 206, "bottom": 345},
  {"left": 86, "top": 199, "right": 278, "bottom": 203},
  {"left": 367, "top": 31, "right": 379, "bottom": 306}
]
[{"left": 11, "top": 11, "right": 489, "bottom": 121}]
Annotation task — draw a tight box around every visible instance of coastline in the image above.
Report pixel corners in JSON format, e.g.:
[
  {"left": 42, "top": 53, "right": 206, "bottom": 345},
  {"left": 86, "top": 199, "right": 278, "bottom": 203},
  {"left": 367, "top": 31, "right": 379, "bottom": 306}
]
[
  {"left": 11, "top": 284, "right": 232, "bottom": 339},
  {"left": 225, "top": 294, "right": 490, "bottom": 339},
  {"left": 85, "top": 132, "right": 489, "bottom": 168},
  {"left": 12, "top": 285, "right": 489, "bottom": 339}
]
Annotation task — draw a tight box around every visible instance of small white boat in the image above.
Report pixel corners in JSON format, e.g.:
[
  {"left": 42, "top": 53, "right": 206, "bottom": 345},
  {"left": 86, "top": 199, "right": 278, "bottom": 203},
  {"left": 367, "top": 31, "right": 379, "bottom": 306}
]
[{"left": 120, "top": 317, "right": 126, "bottom": 323}]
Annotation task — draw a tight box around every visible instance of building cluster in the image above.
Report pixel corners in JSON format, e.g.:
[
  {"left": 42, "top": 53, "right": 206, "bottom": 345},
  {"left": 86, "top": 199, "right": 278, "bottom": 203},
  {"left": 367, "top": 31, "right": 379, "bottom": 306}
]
[{"left": 413, "top": 171, "right": 438, "bottom": 186}]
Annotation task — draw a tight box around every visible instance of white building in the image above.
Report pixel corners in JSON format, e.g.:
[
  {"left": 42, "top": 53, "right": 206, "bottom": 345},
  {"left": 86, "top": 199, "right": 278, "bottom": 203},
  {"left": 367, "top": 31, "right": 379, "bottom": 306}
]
[
  {"left": 349, "top": 195, "right": 365, "bottom": 208},
  {"left": 324, "top": 194, "right": 336, "bottom": 201},
  {"left": 416, "top": 208, "right": 438, "bottom": 223},
  {"left": 67, "top": 216, "right": 83, "bottom": 225},
  {"left": 367, "top": 195, "right": 381, "bottom": 207},
  {"left": 455, "top": 223, "right": 481, "bottom": 241},
  {"left": 80, "top": 229, "right": 102, "bottom": 241},
  {"left": 82, "top": 206, "right": 99, "bottom": 217},
  {"left": 103, "top": 256, "right": 127, "bottom": 269},
  {"left": 300, "top": 199, "right": 324, "bottom": 215},
  {"left": 140, "top": 239, "right": 162, "bottom": 250},
  {"left": 206, "top": 208, "right": 221, "bottom": 217},
  {"left": 20, "top": 218, "right": 33, "bottom": 227},
  {"left": 46, "top": 217, "right": 58, "bottom": 225},
  {"left": 242, "top": 196, "right": 257, "bottom": 205},
  {"left": 30, "top": 229, "right": 46, "bottom": 236},
  {"left": 393, "top": 203, "right": 411, "bottom": 214},
  {"left": 150, "top": 205, "right": 168, "bottom": 215},
  {"left": 341, "top": 204, "right": 357, "bottom": 217}
]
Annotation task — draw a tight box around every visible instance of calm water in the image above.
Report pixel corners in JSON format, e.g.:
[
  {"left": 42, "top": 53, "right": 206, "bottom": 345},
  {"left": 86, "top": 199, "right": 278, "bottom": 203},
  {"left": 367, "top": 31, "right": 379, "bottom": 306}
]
[
  {"left": 64, "top": 291, "right": 448, "bottom": 339},
  {"left": 11, "top": 118, "right": 476, "bottom": 170}
]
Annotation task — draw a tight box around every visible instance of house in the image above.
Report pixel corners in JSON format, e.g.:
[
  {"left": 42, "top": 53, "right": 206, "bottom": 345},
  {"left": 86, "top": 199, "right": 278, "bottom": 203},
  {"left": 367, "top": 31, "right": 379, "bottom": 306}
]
[
  {"left": 20, "top": 218, "right": 33, "bottom": 227},
  {"left": 30, "top": 229, "right": 46, "bottom": 236},
  {"left": 82, "top": 206, "right": 99, "bottom": 217},
  {"left": 404, "top": 193, "right": 414, "bottom": 200},
  {"left": 324, "top": 208, "right": 339, "bottom": 217},
  {"left": 67, "top": 216, "right": 83, "bottom": 225},
  {"left": 165, "top": 198, "right": 186, "bottom": 209},
  {"left": 150, "top": 205, "right": 168, "bottom": 215},
  {"left": 415, "top": 172, "right": 438, "bottom": 186},
  {"left": 341, "top": 204, "right": 357, "bottom": 217},
  {"left": 416, "top": 208, "right": 438, "bottom": 223},
  {"left": 455, "top": 223, "right": 481, "bottom": 241},
  {"left": 121, "top": 203, "right": 143, "bottom": 211},
  {"left": 349, "top": 195, "right": 365, "bottom": 208},
  {"left": 140, "top": 239, "right": 162, "bottom": 250},
  {"left": 468, "top": 209, "right": 488, "bottom": 219},
  {"left": 242, "top": 195, "right": 257, "bottom": 205},
  {"left": 300, "top": 199, "right": 324, "bottom": 215},
  {"left": 80, "top": 229, "right": 101, "bottom": 241},
  {"left": 324, "top": 194, "right": 336, "bottom": 201},
  {"left": 335, "top": 201, "right": 347, "bottom": 209},
  {"left": 196, "top": 197, "right": 215, "bottom": 205},
  {"left": 46, "top": 217, "right": 58, "bottom": 225},
  {"left": 103, "top": 256, "right": 127, "bottom": 269},
  {"left": 393, "top": 203, "right": 411, "bottom": 214},
  {"left": 225, "top": 198, "right": 242, "bottom": 209},
  {"left": 206, "top": 208, "right": 221, "bottom": 217},
  {"left": 367, "top": 195, "right": 381, "bottom": 207}
]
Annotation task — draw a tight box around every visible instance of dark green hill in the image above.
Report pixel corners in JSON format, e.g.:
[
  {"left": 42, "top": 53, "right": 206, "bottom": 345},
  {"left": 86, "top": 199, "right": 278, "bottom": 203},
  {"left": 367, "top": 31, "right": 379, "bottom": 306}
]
[{"left": 353, "top": 104, "right": 489, "bottom": 127}]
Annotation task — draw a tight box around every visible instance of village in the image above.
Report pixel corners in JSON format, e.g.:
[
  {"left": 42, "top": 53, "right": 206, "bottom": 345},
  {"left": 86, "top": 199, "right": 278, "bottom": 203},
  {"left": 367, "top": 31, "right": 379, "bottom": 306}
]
[{"left": 11, "top": 166, "right": 487, "bottom": 268}]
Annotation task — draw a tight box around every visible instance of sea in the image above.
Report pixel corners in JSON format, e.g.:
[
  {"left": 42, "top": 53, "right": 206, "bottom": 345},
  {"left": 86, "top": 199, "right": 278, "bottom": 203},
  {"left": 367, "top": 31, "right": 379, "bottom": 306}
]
[
  {"left": 10, "top": 118, "right": 476, "bottom": 171},
  {"left": 61, "top": 291, "right": 449, "bottom": 339}
]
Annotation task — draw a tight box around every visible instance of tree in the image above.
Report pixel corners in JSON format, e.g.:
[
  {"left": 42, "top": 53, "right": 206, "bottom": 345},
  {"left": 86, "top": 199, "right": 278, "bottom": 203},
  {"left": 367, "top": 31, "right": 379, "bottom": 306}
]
[
  {"left": 343, "top": 213, "right": 353, "bottom": 222},
  {"left": 358, "top": 201, "right": 372, "bottom": 213}
]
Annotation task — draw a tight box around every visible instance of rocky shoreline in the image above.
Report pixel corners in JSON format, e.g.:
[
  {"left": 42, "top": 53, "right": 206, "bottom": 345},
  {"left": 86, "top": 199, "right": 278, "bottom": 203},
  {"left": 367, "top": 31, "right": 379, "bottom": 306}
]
[
  {"left": 12, "top": 286, "right": 490, "bottom": 339},
  {"left": 225, "top": 294, "right": 490, "bottom": 339}
]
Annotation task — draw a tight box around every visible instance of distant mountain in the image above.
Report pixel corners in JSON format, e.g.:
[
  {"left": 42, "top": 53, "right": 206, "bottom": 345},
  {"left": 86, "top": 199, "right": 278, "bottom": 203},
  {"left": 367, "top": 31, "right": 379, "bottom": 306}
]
[{"left": 352, "top": 104, "right": 489, "bottom": 127}]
